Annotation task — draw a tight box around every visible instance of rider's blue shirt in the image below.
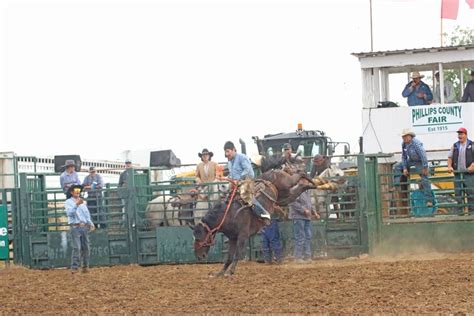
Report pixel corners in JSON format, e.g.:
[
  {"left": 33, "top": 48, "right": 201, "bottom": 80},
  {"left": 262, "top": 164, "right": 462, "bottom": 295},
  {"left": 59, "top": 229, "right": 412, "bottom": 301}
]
[{"left": 228, "top": 153, "right": 254, "bottom": 180}]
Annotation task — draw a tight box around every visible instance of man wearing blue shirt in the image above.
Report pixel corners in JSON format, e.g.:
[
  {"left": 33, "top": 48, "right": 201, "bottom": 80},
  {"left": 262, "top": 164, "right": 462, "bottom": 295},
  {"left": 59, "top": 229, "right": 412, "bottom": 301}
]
[
  {"left": 223, "top": 141, "right": 270, "bottom": 220},
  {"left": 393, "top": 128, "right": 434, "bottom": 206},
  {"left": 65, "top": 185, "right": 95, "bottom": 274},
  {"left": 60, "top": 160, "right": 81, "bottom": 198},
  {"left": 402, "top": 71, "right": 433, "bottom": 106},
  {"left": 83, "top": 166, "right": 105, "bottom": 228}
]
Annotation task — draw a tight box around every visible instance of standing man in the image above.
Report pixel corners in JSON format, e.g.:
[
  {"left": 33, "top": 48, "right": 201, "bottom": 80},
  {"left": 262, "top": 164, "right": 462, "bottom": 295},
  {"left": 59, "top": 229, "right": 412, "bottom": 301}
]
[
  {"left": 461, "top": 70, "right": 474, "bottom": 102},
  {"left": 83, "top": 167, "right": 105, "bottom": 228},
  {"left": 281, "top": 143, "right": 305, "bottom": 174},
  {"left": 260, "top": 214, "right": 283, "bottom": 264},
  {"left": 118, "top": 159, "right": 132, "bottom": 188},
  {"left": 60, "top": 160, "right": 81, "bottom": 198},
  {"left": 433, "top": 72, "right": 456, "bottom": 103},
  {"left": 310, "top": 154, "right": 330, "bottom": 178},
  {"left": 447, "top": 127, "right": 474, "bottom": 214},
  {"left": 289, "top": 183, "right": 314, "bottom": 263},
  {"left": 402, "top": 71, "right": 433, "bottom": 106},
  {"left": 224, "top": 141, "right": 270, "bottom": 220},
  {"left": 65, "top": 185, "right": 95, "bottom": 274},
  {"left": 393, "top": 128, "right": 434, "bottom": 207}
]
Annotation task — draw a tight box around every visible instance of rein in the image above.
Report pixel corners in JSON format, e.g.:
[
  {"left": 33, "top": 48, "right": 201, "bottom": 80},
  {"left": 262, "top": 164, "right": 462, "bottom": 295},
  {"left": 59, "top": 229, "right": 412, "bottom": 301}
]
[{"left": 194, "top": 178, "right": 238, "bottom": 250}]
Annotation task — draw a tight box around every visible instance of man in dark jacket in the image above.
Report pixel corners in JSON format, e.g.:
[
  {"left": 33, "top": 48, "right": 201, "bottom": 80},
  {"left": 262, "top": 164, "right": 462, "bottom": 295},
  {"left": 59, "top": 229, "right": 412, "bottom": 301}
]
[
  {"left": 461, "top": 70, "right": 474, "bottom": 102},
  {"left": 447, "top": 127, "right": 474, "bottom": 214}
]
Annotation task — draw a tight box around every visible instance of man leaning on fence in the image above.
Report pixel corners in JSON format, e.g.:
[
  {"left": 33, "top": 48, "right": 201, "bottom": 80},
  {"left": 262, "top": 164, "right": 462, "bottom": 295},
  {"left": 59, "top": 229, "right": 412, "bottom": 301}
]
[
  {"left": 393, "top": 128, "right": 434, "bottom": 207},
  {"left": 447, "top": 127, "right": 474, "bottom": 215},
  {"left": 60, "top": 160, "right": 81, "bottom": 198},
  {"left": 83, "top": 166, "right": 105, "bottom": 228},
  {"left": 65, "top": 185, "right": 95, "bottom": 274}
]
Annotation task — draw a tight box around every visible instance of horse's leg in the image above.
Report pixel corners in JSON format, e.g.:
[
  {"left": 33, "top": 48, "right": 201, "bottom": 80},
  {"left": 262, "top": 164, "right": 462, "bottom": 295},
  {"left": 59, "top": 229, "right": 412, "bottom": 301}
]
[
  {"left": 228, "top": 236, "right": 246, "bottom": 275},
  {"left": 215, "top": 239, "right": 236, "bottom": 277}
]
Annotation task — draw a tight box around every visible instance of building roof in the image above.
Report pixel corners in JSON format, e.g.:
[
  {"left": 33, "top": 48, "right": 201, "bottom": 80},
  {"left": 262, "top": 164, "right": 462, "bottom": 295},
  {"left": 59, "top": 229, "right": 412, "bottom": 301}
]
[
  {"left": 351, "top": 44, "right": 474, "bottom": 58},
  {"left": 352, "top": 44, "right": 474, "bottom": 71}
]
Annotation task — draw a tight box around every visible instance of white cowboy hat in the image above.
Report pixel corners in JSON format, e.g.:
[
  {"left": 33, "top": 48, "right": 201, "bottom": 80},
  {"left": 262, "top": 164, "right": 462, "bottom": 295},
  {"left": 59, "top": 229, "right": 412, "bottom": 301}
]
[
  {"left": 401, "top": 128, "right": 416, "bottom": 137},
  {"left": 411, "top": 71, "right": 424, "bottom": 79},
  {"left": 251, "top": 154, "right": 263, "bottom": 167}
]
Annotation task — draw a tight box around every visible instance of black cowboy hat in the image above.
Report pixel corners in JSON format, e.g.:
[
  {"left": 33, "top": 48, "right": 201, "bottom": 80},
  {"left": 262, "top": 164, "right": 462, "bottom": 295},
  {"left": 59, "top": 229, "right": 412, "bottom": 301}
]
[
  {"left": 66, "top": 184, "right": 83, "bottom": 199},
  {"left": 198, "top": 148, "right": 214, "bottom": 158}
]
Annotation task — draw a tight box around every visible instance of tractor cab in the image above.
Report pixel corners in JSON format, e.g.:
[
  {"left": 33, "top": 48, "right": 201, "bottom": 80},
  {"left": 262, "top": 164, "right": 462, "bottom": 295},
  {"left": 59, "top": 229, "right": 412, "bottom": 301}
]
[{"left": 252, "top": 123, "right": 350, "bottom": 173}]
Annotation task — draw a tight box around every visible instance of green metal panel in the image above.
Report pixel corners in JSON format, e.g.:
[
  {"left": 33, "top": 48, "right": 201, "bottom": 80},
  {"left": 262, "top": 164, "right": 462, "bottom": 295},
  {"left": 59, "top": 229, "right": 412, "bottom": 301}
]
[
  {"left": 0, "top": 205, "right": 8, "bottom": 260},
  {"left": 376, "top": 220, "right": 474, "bottom": 255},
  {"left": 150, "top": 227, "right": 223, "bottom": 264}
]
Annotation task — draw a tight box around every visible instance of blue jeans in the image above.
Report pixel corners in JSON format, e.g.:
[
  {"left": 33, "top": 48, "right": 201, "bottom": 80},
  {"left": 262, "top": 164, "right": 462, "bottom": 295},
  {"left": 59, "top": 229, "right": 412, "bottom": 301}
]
[
  {"left": 454, "top": 173, "right": 474, "bottom": 213},
  {"left": 393, "top": 162, "right": 433, "bottom": 203},
  {"left": 71, "top": 226, "right": 90, "bottom": 270},
  {"left": 261, "top": 220, "right": 282, "bottom": 262},
  {"left": 293, "top": 219, "right": 312, "bottom": 260}
]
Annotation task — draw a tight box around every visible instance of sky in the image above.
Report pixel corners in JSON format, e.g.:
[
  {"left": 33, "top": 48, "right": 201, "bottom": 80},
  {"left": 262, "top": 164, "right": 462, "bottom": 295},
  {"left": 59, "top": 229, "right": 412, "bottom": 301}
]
[{"left": 0, "top": 0, "right": 473, "bottom": 166}]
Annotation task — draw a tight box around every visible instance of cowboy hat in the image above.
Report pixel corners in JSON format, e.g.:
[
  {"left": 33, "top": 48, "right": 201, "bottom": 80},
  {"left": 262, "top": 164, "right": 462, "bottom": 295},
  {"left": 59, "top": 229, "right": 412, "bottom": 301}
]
[
  {"left": 198, "top": 148, "right": 214, "bottom": 158},
  {"left": 411, "top": 71, "right": 424, "bottom": 79},
  {"left": 401, "top": 128, "right": 416, "bottom": 137},
  {"left": 63, "top": 159, "right": 76, "bottom": 168},
  {"left": 251, "top": 154, "right": 263, "bottom": 167}
]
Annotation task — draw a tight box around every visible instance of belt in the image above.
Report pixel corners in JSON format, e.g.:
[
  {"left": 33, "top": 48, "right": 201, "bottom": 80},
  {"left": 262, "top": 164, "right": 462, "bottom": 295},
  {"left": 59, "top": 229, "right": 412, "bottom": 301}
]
[{"left": 71, "top": 223, "right": 87, "bottom": 227}]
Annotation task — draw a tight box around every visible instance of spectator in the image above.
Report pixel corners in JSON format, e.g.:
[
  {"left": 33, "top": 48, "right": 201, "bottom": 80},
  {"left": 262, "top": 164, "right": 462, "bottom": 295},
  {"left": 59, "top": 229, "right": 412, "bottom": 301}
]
[
  {"left": 461, "top": 70, "right": 474, "bottom": 102},
  {"left": 260, "top": 215, "right": 283, "bottom": 264},
  {"left": 195, "top": 148, "right": 219, "bottom": 184},
  {"left": 118, "top": 159, "right": 132, "bottom": 188},
  {"left": 447, "top": 127, "right": 474, "bottom": 214},
  {"left": 289, "top": 185, "right": 314, "bottom": 263},
  {"left": 65, "top": 185, "right": 95, "bottom": 274},
  {"left": 60, "top": 160, "right": 81, "bottom": 197},
  {"left": 402, "top": 71, "right": 433, "bottom": 106},
  {"left": 281, "top": 143, "right": 305, "bottom": 174},
  {"left": 224, "top": 141, "right": 270, "bottom": 220},
  {"left": 83, "top": 166, "right": 105, "bottom": 228},
  {"left": 393, "top": 128, "right": 434, "bottom": 207},
  {"left": 433, "top": 72, "right": 455, "bottom": 103},
  {"left": 310, "top": 154, "right": 330, "bottom": 178}
]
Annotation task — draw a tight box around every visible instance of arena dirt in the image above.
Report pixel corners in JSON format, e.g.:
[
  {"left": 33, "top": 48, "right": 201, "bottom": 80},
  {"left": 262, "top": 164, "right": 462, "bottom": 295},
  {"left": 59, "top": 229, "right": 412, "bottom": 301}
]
[{"left": 2, "top": 253, "right": 474, "bottom": 314}]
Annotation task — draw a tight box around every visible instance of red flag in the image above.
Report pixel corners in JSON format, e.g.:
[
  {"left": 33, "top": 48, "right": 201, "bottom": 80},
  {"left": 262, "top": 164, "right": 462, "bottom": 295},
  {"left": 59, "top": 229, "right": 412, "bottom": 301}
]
[
  {"left": 441, "top": 0, "right": 459, "bottom": 19},
  {"left": 466, "top": 0, "right": 474, "bottom": 9}
]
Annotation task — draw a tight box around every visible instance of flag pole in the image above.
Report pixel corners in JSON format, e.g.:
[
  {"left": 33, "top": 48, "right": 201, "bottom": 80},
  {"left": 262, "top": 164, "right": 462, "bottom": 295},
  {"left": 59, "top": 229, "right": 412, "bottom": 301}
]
[
  {"left": 370, "top": 0, "right": 374, "bottom": 51},
  {"left": 440, "top": 3, "right": 444, "bottom": 47}
]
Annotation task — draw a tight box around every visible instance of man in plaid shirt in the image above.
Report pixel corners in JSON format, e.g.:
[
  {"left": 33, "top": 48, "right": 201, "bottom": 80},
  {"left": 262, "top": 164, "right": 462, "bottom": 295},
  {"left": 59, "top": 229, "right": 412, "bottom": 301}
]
[{"left": 393, "top": 128, "right": 434, "bottom": 207}]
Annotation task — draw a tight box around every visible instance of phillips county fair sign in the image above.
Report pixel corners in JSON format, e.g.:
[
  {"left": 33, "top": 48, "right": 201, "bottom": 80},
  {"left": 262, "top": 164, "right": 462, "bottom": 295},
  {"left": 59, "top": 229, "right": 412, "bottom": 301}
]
[{"left": 411, "top": 104, "right": 463, "bottom": 134}]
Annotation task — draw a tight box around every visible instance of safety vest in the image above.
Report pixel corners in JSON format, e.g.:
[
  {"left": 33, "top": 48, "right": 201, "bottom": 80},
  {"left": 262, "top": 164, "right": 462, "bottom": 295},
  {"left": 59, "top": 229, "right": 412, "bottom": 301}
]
[{"left": 452, "top": 139, "right": 474, "bottom": 171}]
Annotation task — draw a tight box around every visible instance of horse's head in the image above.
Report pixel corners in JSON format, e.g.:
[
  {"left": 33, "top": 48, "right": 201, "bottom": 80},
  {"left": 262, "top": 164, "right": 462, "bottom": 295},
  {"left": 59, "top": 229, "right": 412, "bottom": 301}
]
[{"left": 192, "top": 222, "right": 212, "bottom": 260}]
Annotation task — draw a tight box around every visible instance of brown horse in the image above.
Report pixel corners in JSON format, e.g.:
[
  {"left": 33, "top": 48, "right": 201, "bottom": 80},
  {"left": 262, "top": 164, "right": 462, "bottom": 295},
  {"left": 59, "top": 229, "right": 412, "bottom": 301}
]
[
  {"left": 258, "top": 169, "right": 316, "bottom": 206},
  {"left": 192, "top": 181, "right": 279, "bottom": 276}
]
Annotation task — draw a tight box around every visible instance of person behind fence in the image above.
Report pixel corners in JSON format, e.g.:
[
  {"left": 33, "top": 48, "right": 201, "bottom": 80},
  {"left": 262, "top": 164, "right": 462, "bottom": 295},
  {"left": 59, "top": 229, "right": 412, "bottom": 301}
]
[
  {"left": 433, "top": 71, "right": 455, "bottom": 103},
  {"left": 223, "top": 141, "right": 270, "bottom": 220},
  {"left": 447, "top": 127, "right": 474, "bottom": 214},
  {"left": 281, "top": 142, "right": 305, "bottom": 174},
  {"left": 393, "top": 128, "right": 434, "bottom": 207},
  {"left": 310, "top": 154, "right": 330, "bottom": 178},
  {"left": 83, "top": 166, "right": 105, "bottom": 228},
  {"left": 289, "top": 184, "right": 314, "bottom": 263},
  {"left": 461, "top": 70, "right": 474, "bottom": 102},
  {"left": 60, "top": 159, "right": 81, "bottom": 198},
  {"left": 260, "top": 213, "right": 283, "bottom": 264},
  {"left": 195, "top": 148, "right": 219, "bottom": 184},
  {"left": 402, "top": 71, "right": 433, "bottom": 106},
  {"left": 119, "top": 159, "right": 132, "bottom": 188},
  {"left": 65, "top": 185, "right": 95, "bottom": 274}
]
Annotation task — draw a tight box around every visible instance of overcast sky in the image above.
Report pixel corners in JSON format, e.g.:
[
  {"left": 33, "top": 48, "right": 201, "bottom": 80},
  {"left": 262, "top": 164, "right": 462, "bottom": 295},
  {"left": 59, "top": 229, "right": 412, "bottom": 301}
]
[{"left": 0, "top": 0, "right": 473, "bottom": 165}]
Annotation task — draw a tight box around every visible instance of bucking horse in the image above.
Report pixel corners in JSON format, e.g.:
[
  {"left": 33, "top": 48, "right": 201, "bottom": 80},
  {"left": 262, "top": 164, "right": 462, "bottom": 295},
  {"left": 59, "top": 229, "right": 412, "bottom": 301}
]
[{"left": 192, "top": 170, "right": 315, "bottom": 276}]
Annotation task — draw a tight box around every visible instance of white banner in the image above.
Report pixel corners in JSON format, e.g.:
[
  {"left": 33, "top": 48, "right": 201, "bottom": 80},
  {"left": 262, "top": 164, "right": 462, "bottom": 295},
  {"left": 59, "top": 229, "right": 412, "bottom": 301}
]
[{"left": 410, "top": 104, "right": 463, "bottom": 134}]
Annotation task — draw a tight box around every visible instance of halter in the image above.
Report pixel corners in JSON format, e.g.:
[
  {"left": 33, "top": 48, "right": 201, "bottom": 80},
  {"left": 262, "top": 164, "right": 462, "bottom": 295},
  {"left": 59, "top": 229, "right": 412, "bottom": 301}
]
[{"left": 193, "top": 178, "right": 238, "bottom": 250}]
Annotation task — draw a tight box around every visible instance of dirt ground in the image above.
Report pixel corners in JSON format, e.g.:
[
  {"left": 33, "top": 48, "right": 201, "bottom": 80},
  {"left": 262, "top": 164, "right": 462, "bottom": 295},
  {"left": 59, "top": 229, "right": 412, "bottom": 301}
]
[{"left": 1, "top": 253, "right": 474, "bottom": 314}]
